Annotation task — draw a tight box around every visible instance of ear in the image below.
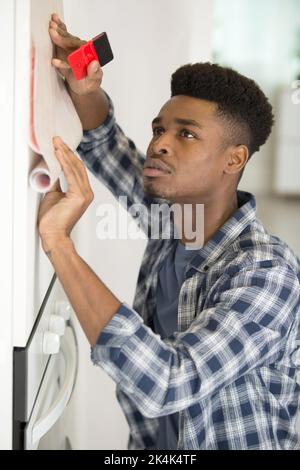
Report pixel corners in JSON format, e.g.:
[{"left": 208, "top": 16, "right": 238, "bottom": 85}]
[{"left": 224, "top": 145, "right": 249, "bottom": 176}]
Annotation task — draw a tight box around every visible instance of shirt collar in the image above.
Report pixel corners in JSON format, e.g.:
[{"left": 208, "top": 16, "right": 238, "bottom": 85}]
[{"left": 185, "top": 190, "right": 256, "bottom": 277}]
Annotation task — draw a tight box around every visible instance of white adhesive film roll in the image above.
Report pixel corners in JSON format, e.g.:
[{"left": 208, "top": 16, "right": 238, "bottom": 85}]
[
  {"left": 29, "top": 157, "right": 52, "bottom": 192},
  {"left": 29, "top": 0, "right": 83, "bottom": 193}
]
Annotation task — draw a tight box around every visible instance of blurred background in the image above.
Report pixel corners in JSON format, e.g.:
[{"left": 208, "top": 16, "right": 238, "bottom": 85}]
[
  {"left": 213, "top": 0, "right": 300, "bottom": 255},
  {"left": 62, "top": 0, "right": 300, "bottom": 449}
]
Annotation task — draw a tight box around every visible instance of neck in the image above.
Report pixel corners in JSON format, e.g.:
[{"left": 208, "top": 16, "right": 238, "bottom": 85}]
[{"left": 174, "top": 191, "right": 238, "bottom": 248}]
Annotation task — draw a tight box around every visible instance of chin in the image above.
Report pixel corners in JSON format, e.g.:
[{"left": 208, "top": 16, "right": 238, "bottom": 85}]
[{"left": 144, "top": 182, "right": 167, "bottom": 199}]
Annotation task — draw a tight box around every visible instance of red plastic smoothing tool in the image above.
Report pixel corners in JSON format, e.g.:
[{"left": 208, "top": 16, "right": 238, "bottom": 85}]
[{"left": 67, "top": 32, "right": 113, "bottom": 80}]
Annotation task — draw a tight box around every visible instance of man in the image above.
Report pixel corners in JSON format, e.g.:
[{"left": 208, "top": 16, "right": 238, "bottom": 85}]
[{"left": 38, "top": 14, "right": 300, "bottom": 449}]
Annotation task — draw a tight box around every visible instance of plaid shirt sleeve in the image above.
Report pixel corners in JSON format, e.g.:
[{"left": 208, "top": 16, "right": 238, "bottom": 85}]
[
  {"left": 91, "top": 259, "right": 300, "bottom": 419},
  {"left": 76, "top": 93, "right": 154, "bottom": 235}
]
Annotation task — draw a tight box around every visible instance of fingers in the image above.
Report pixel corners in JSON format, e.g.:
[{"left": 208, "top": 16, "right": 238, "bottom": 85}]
[
  {"left": 53, "top": 137, "right": 92, "bottom": 198},
  {"left": 49, "top": 14, "right": 83, "bottom": 52},
  {"left": 52, "top": 57, "right": 71, "bottom": 72},
  {"left": 51, "top": 58, "right": 71, "bottom": 81},
  {"left": 51, "top": 13, "right": 67, "bottom": 31},
  {"left": 49, "top": 26, "right": 80, "bottom": 51},
  {"left": 49, "top": 21, "right": 69, "bottom": 38},
  {"left": 49, "top": 12, "right": 100, "bottom": 89},
  {"left": 55, "top": 147, "right": 78, "bottom": 190}
]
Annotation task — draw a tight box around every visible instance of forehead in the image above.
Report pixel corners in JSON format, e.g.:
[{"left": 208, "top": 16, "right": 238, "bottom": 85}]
[{"left": 157, "top": 95, "right": 218, "bottom": 125}]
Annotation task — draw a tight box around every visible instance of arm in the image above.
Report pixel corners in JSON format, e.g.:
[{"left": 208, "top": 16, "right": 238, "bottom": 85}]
[
  {"left": 38, "top": 129, "right": 158, "bottom": 450},
  {"left": 67, "top": 85, "right": 109, "bottom": 131},
  {"left": 49, "top": 13, "right": 109, "bottom": 131},
  {"left": 38, "top": 137, "right": 122, "bottom": 346},
  {"left": 76, "top": 95, "right": 154, "bottom": 229},
  {"left": 91, "top": 261, "right": 300, "bottom": 418},
  {"left": 49, "top": 14, "right": 156, "bottom": 236}
]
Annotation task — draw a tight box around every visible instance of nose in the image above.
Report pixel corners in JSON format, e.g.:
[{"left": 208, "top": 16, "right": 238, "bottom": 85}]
[{"left": 151, "top": 133, "right": 172, "bottom": 156}]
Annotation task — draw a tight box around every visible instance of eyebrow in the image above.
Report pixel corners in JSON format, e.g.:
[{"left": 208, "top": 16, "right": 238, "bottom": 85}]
[{"left": 151, "top": 116, "right": 203, "bottom": 129}]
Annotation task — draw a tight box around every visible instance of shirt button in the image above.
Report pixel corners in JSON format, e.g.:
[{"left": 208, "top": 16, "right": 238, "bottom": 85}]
[{"left": 203, "top": 265, "right": 209, "bottom": 272}]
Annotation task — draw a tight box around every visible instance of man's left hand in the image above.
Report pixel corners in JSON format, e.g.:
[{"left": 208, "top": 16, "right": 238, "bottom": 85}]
[{"left": 38, "top": 137, "right": 94, "bottom": 253}]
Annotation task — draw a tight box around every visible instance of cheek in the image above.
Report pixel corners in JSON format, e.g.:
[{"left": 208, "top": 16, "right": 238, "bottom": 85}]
[
  {"left": 174, "top": 162, "right": 204, "bottom": 190},
  {"left": 178, "top": 153, "right": 220, "bottom": 186},
  {"left": 179, "top": 151, "right": 208, "bottom": 176}
]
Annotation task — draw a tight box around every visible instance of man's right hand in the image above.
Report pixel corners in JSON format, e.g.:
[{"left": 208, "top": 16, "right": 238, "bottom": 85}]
[{"left": 49, "top": 13, "right": 103, "bottom": 96}]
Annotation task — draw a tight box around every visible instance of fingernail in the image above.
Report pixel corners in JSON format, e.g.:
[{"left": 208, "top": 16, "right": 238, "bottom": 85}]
[
  {"left": 53, "top": 137, "right": 62, "bottom": 147},
  {"left": 92, "top": 61, "right": 99, "bottom": 73}
]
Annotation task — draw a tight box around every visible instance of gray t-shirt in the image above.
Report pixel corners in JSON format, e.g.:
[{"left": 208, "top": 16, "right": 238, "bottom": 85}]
[{"left": 153, "top": 240, "right": 196, "bottom": 450}]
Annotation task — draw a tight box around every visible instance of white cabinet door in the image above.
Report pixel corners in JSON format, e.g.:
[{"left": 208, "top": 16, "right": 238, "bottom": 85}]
[
  {"left": 0, "top": 0, "right": 15, "bottom": 451},
  {"left": 13, "top": 0, "right": 56, "bottom": 347}
]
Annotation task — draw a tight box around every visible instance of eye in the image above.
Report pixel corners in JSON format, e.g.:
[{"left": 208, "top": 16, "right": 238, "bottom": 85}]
[
  {"left": 179, "top": 129, "right": 196, "bottom": 139},
  {"left": 152, "top": 126, "right": 164, "bottom": 136}
]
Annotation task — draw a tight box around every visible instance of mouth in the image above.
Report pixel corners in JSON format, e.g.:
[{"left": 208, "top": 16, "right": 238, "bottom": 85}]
[
  {"left": 143, "top": 159, "right": 172, "bottom": 177},
  {"left": 143, "top": 167, "right": 171, "bottom": 177}
]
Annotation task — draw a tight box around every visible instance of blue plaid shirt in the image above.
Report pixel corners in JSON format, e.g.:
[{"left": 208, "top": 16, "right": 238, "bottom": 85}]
[{"left": 77, "top": 95, "right": 300, "bottom": 450}]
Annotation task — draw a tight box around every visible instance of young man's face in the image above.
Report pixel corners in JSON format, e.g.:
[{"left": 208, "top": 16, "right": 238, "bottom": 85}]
[{"left": 144, "top": 95, "right": 234, "bottom": 203}]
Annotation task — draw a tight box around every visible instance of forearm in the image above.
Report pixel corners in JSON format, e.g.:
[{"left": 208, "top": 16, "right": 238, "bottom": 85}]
[
  {"left": 67, "top": 85, "right": 109, "bottom": 131},
  {"left": 45, "top": 237, "right": 121, "bottom": 346}
]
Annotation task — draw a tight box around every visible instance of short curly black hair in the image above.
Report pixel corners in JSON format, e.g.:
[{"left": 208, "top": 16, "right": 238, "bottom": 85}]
[{"left": 171, "top": 63, "right": 274, "bottom": 158}]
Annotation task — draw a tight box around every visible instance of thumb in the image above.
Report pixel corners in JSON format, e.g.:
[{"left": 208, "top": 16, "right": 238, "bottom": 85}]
[
  {"left": 48, "top": 177, "right": 63, "bottom": 193},
  {"left": 87, "top": 60, "right": 103, "bottom": 82}
]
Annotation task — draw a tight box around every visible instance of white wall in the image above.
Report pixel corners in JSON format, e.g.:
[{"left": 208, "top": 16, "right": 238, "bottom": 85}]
[{"left": 63, "top": 0, "right": 213, "bottom": 450}]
